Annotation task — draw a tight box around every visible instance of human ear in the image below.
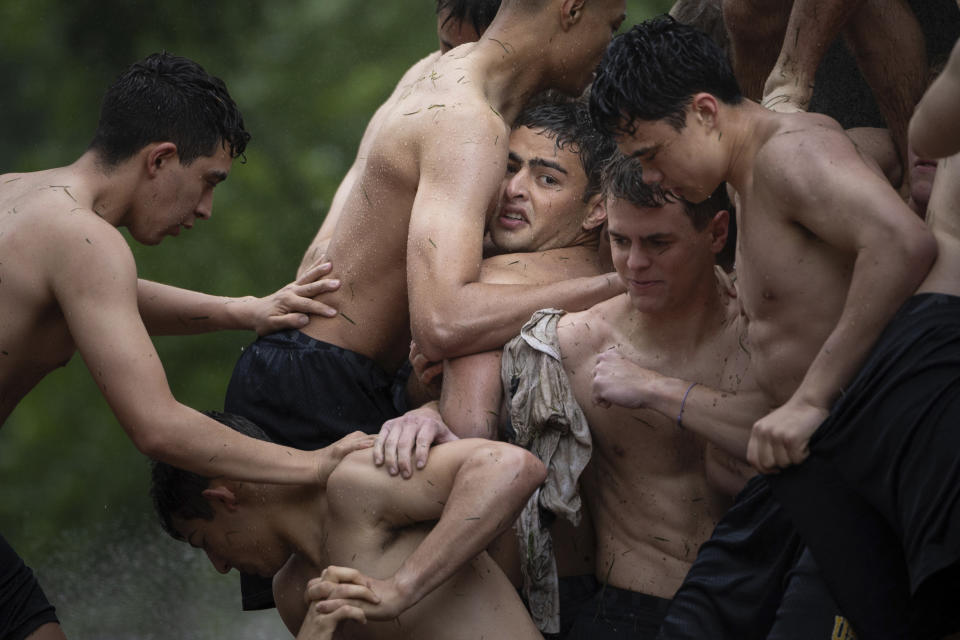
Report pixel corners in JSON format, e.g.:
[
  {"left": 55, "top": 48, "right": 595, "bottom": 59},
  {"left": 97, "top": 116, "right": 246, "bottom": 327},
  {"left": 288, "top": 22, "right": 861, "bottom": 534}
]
[
  {"left": 708, "top": 209, "right": 730, "bottom": 253},
  {"left": 691, "top": 93, "right": 720, "bottom": 130},
  {"left": 145, "top": 142, "right": 179, "bottom": 176},
  {"left": 581, "top": 193, "right": 607, "bottom": 231},
  {"left": 561, "top": 0, "right": 587, "bottom": 29},
  {"left": 202, "top": 485, "right": 240, "bottom": 512}
]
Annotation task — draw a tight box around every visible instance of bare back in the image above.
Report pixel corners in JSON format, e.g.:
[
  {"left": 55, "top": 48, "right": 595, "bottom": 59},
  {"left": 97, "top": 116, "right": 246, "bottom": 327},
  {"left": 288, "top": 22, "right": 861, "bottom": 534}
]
[
  {"left": 300, "top": 47, "right": 507, "bottom": 371},
  {"left": 557, "top": 293, "right": 745, "bottom": 596},
  {"left": 0, "top": 170, "right": 126, "bottom": 422},
  {"left": 278, "top": 450, "right": 541, "bottom": 639}
]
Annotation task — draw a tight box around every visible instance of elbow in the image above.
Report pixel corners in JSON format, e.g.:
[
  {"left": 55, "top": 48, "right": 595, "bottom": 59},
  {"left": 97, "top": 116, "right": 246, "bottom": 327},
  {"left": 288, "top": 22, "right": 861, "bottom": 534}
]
[
  {"left": 504, "top": 445, "right": 547, "bottom": 492},
  {"left": 412, "top": 314, "right": 469, "bottom": 362},
  {"left": 129, "top": 425, "right": 170, "bottom": 461}
]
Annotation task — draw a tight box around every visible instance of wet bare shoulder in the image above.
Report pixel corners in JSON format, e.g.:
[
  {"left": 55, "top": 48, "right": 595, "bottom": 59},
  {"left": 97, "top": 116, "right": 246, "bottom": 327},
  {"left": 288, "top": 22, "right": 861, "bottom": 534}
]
[
  {"left": 481, "top": 247, "right": 601, "bottom": 285},
  {"left": 753, "top": 113, "right": 867, "bottom": 214}
]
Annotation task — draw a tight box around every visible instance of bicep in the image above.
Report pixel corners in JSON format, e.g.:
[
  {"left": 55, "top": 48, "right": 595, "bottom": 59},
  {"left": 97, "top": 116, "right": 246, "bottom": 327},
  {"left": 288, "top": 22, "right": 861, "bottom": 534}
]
[
  {"left": 406, "top": 119, "right": 508, "bottom": 296},
  {"left": 910, "top": 39, "right": 960, "bottom": 160},
  {"left": 53, "top": 233, "right": 173, "bottom": 423}
]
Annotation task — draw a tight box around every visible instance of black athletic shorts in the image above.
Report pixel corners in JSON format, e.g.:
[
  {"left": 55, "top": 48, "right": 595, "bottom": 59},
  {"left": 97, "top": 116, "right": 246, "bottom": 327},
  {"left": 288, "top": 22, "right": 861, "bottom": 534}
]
[
  {"left": 772, "top": 293, "right": 960, "bottom": 639},
  {"left": 566, "top": 582, "right": 672, "bottom": 639},
  {"left": 225, "top": 329, "right": 409, "bottom": 610},
  {"left": 656, "top": 476, "right": 846, "bottom": 640},
  {"left": 544, "top": 574, "right": 602, "bottom": 639},
  {"left": 0, "top": 534, "right": 59, "bottom": 640}
]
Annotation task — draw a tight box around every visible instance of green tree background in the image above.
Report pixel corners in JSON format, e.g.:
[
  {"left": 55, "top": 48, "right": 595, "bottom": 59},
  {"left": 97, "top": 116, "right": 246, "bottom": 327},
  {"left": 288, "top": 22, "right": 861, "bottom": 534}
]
[{"left": 0, "top": 1, "right": 672, "bottom": 637}]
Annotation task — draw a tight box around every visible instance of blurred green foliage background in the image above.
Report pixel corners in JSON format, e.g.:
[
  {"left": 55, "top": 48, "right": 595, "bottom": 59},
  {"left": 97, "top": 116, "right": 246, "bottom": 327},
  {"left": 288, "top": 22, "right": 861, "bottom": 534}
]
[{"left": 0, "top": 0, "right": 672, "bottom": 636}]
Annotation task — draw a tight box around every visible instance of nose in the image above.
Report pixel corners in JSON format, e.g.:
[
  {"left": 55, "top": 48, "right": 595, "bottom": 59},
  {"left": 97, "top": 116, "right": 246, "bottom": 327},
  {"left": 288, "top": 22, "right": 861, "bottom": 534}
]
[
  {"left": 626, "top": 245, "right": 652, "bottom": 271},
  {"left": 504, "top": 169, "right": 528, "bottom": 201},
  {"left": 195, "top": 190, "right": 213, "bottom": 220},
  {"left": 205, "top": 549, "right": 232, "bottom": 574}
]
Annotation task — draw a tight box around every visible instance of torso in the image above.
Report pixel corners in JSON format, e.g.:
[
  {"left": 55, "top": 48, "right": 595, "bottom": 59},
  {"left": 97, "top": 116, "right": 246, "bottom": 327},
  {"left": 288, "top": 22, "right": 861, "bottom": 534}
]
[
  {"left": 299, "top": 49, "right": 506, "bottom": 372},
  {"left": 557, "top": 293, "right": 744, "bottom": 597},
  {"left": 733, "top": 114, "right": 856, "bottom": 404}
]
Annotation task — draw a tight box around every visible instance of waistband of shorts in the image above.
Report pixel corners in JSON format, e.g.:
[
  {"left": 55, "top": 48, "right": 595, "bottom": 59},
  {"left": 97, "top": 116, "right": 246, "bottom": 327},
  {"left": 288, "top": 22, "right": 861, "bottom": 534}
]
[
  {"left": 258, "top": 329, "right": 393, "bottom": 372},
  {"left": 594, "top": 582, "right": 673, "bottom": 615},
  {"left": 903, "top": 292, "right": 960, "bottom": 315}
]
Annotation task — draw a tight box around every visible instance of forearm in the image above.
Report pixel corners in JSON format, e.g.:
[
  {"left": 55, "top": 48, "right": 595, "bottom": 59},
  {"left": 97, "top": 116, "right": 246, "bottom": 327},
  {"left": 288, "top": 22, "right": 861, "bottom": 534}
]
[
  {"left": 390, "top": 444, "right": 545, "bottom": 606},
  {"left": 412, "top": 273, "right": 622, "bottom": 361},
  {"left": 138, "top": 280, "right": 250, "bottom": 335},
  {"left": 773, "top": 0, "right": 863, "bottom": 83},
  {"left": 438, "top": 351, "right": 503, "bottom": 439},
  {"left": 645, "top": 376, "right": 767, "bottom": 460},
  {"left": 123, "top": 399, "right": 319, "bottom": 484}
]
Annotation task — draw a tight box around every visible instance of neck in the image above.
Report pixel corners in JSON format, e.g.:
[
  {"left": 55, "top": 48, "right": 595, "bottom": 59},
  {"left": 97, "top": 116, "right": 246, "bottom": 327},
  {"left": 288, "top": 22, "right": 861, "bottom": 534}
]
[
  {"left": 68, "top": 151, "right": 139, "bottom": 227},
  {"left": 272, "top": 483, "right": 330, "bottom": 568},
  {"left": 723, "top": 100, "right": 776, "bottom": 191},
  {"left": 467, "top": 20, "right": 564, "bottom": 124}
]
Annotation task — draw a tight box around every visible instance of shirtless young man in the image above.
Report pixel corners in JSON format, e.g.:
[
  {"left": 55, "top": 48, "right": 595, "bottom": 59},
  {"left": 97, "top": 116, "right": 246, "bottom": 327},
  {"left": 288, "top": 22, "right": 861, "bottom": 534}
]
[
  {"left": 376, "top": 94, "right": 613, "bottom": 461},
  {"left": 588, "top": 16, "right": 937, "bottom": 639},
  {"left": 295, "top": 0, "right": 502, "bottom": 275},
  {"left": 508, "top": 158, "right": 751, "bottom": 639},
  {"left": 150, "top": 411, "right": 546, "bottom": 640},
  {"left": 373, "top": 94, "right": 614, "bottom": 635},
  {"left": 0, "top": 53, "right": 373, "bottom": 640},
  {"left": 227, "top": 0, "right": 625, "bottom": 452}
]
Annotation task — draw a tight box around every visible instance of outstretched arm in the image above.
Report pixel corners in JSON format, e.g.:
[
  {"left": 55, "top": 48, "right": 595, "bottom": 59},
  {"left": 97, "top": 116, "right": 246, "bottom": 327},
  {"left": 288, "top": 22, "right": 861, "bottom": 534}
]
[
  {"left": 407, "top": 111, "right": 621, "bottom": 362},
  {"left": 54, "top": 220, "right": 370, "bottom": 484},
  {"left": 307, "top": 439, "right": 546, "bottom": 619},
  {"left": 910, "top": 37, "right": 960, "bottom": 160},
  {"left": 137, "top": 259, "right": 340, "bottom": 336}
]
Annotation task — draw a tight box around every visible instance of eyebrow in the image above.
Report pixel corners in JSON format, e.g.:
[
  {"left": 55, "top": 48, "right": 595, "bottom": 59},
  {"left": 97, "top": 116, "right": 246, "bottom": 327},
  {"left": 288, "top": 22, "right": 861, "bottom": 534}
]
[
  {"left": 629, "top": 146, "right": 657, "bottom": 160},
  {"left": 507, "top": 151, "right": 568, "bottom": 175}
]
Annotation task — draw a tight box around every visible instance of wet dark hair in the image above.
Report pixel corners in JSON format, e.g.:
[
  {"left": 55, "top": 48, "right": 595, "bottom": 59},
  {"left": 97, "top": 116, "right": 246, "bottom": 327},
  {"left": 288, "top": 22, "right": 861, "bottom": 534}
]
[
  {"left": 88, "top": 52, "right": 250, "bottom": 168},
  {"left": 149, "top": 411, "right": 270, "bottom": 540},
  {"left": 515, "top": 92, "right": 617, "bottom": 203},
  {"left": 436, "top": 0, "right": 502, "bottom": 35},
  {"left": 590, "top": 15, "right": 742, "bottom": 138},
  {"left": 601, "top": 153, "right": 731, "bottom": 232}
]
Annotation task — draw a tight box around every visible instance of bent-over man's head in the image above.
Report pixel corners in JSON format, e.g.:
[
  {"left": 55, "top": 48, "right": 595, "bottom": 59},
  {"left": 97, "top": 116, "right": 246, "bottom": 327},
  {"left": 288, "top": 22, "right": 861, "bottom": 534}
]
[
  {"left": 150, "top": 411, "right": 292, "bottom": 579},
  {"left": 589, "top": 16, "right": 742, "bottom": 203}
]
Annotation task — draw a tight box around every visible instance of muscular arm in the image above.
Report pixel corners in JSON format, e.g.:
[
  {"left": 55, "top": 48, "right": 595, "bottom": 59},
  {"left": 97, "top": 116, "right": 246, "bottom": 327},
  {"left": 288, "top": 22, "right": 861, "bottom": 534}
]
[
  {"left": 407, "top": 112, "right": 621, "bottom": 362},
  {"left": 910, "top": 38, "right": 960, "bottom": 160},
  {"left": 762, "top": 0, "right": 865, "bottom": 111},
  {"left": 311, "top": 439, "right": 546, "bottom": 619},
  {"left": 749, "top": 129, "right": 937, "bottom": 471},
  {"left": 53, "top": 220, "right": 364, "bottom": 484},
  {"left": 438, "top": 350, "right": 503, "bottom": 439},
  {"left": 592, "top": 350, "right": 767, "bottom": 460}
]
